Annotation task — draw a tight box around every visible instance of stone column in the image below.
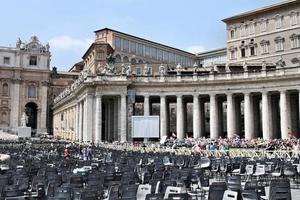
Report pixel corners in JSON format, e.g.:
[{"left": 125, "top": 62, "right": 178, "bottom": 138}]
[
  {"left": 39, "top": 84, "right": 48, "bottom": 132},
  {"left": 78, "top": 102, "right": 83, "bottom": 142},
  {"left": 144, "top": 95, "right": 150, "bottom": 116},
  {"left": 95, "top": 95, "right": 102, "bottom": 143},
  {"left": 120, "top": 94, "right": 127, "bottom": 142},
  {"left": 176, "top": 95, "right": 184, "bottom": 139},
  {"left": 193, "top": 94, "right": 200, "bottom": 138},
  {"left": 10, "top": 80, "right": 20, "bottom": 128},
  {"left": 117, "top": 97, "right": 121, "bottom": 140},
  {"left": 83, "top": 95, "right": 94, "bottom": 142},
  {"left": 218, "top": 100, "right": 224, "bottom": 137},
  {"left": 262, "top": 92, "right": 272, "bottom": 139},
  {"left": 299, "top": 91, "right": 300, "bottom": 137},
  {"left": 210, "top": 94, "right": 218, "bottom": 139},
  {"left": 199, "top": 99, "right": 205, "bottom": 137},
  {"left": 227, "top": 93, "right": 236, "bottom": 139},
  {"left": 160, "top": 95, "right": 167, "bottom": 138},
  {"left": 280, "top": 91, "right": 289, "bottom": 139},
  {"left": 244, "top": 93, "right": 254, "bottom": 139},
  {"left": 113, "top": 99, "right": 119, "bottom": 141}
]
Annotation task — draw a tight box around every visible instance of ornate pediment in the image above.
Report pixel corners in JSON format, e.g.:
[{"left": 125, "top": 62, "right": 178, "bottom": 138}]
[{"left": 19, "top": 36, "right": 50, "bottom": 54}]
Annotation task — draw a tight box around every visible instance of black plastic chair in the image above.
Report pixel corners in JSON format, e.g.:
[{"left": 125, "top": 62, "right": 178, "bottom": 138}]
[
  {"left": 269, "top": 179, "right": 291, "bottom": 200},
  {"left": 208, "top": 182, "right": 227, "bottom": 200}
]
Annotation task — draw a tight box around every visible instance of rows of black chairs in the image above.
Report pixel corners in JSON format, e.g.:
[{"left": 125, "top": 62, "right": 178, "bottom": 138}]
[{"left": 0, "top": 142, "right": 297, "bottom": 199}]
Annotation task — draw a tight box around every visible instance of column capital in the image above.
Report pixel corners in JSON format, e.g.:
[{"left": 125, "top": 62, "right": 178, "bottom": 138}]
[
  {"left": 244, "top": 92, "right": 252, "bottom": 96},
  {"left": 226, "top": 92, "right": 234, "bottom": 97},
  {"left": 261, "top": 91, "right": 269, "bottom": 95},
  {"left": 193, "top": 94, "right": 199, "bottom": 98},
  {"left": 279, "top": 90, "right": 287, "bottom": 94},
  {"left": 210, "top": 93, "right": 217, "bottom": 98}
]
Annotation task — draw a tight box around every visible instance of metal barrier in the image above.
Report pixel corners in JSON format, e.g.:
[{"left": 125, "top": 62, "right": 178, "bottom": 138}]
[{"left": 97, "top": 143, "right": 300, "bottom": 159}]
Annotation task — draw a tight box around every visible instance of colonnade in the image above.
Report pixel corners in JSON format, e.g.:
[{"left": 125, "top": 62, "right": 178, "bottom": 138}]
[{"left": 53, "top": 89, "right": 300, "bottom": 143}]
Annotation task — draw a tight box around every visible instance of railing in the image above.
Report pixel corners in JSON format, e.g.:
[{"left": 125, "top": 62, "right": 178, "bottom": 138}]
[
  {"left": 53, "top": 66, "right": 300, "bottom": 105},
  {"left": 96, "top": 143, "right": 300, "bottom": 158}
]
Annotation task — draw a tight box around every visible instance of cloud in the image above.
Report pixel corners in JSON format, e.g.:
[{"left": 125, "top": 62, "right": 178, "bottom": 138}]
[
  {"left": 49, "top": 35, "right": 93, "bottom": 52},
  {"left": 186, "top": 45, "right": 206, "bottom": 54}
]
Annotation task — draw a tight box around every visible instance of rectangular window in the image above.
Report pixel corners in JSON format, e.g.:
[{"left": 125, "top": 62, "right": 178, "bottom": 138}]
[
  {"left": 175, "top": 54, "right": 181, "bottom": 64},
  {"left": 138, "top": 44, "right": 144, "bottom": 56},
  {"left": 115, "top": 37, "right": 121, "bottom": 49},
  {"left": 241, "top": 48, "right": 246, "bottom": 58},
  {"left": 230, "top": 50, "right": 236, "bottom": 59},
  {"left": 136, "top": 67, "right": 142, "bottom": 76},
  {"left": 249, "top": 23, "right": 255, "bottom": 35},
  {"left": 28, "top": 85, "right": 37, "bottom": 98},
  {"left": 275, "top": 41, "right": 284, "bottom": 51},
  {"left": 123, "top": 39, "right": 129, "bottom": 52},
  {"left": 157, "top": 49, "right": 163, "bottom": 61},
  {"left": 163, "top": 51, "right": 169, "bottom": 62},
  {"left": 275, "top": 16, "right": 282, "bottom": 29},
  {"left": 145, "top": 45, "right": 150, "bottom": 57},
  {"left": 151, "top": 47, "right": 157, "bottom": 59},
  {"left": 3, "top": 57, "right": 10, "bottom": 65},
  {"left": 291, "top": 36, "right": 300, "bottom": 48},
  {"left": 130, "top": 41, "right": 136, "bottom": 53},
  {"left": 169, "top": 53, "right": 175, "bottom": 63},
  {"left": 261, "top": 44, "right": 269, "bottom": 54},
  {"left": 291, "top": 13, "right": 298, "bottom": 26},
  {"left": 240, "top": 25, "right": 246, "bottom": 37},
  {"left": 29, "top": 56, "right": 37, "bottom": 66},
  {"left": 250, "top": 47, "right": 255, "bottom": 56},
  {"left": 230, "top": 30, "right": 235, "bottom": 39},
  {"left": 260, "top": 20, "right": 267, "bottom": 32}
]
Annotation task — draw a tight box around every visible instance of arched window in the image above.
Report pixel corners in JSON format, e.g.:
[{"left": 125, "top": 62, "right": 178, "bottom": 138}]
[
  {"left": 131, "top": 58, "right": 137, "bottom": 65},
  {"left": 115, "top": 54, "right": 121, "bottom": 62},
  {"left": 2, "top": 83, "right": 8, "bottom": 96},
  {"left": 123, "top": 56, "right": 129, "bottom": 63},
  {"left": 28, "top": 85, "right": 37, "bottom": 98}
]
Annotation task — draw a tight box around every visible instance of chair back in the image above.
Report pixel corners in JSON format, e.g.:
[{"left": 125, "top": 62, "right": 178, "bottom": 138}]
[
  {"left": 222, "top": 190, "right": 238, "bottom": 200},
  {"left": 136, "top": 184, "right": 151, "bottom": 200}
]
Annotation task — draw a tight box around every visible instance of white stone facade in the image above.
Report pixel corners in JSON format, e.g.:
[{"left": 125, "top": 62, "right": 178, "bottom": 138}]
[
  {"left": 0, "top": 36, "right": 51, "bottom": 134},
  {"left": 53, "top": 64, "right": 300, "bottom": 142}
]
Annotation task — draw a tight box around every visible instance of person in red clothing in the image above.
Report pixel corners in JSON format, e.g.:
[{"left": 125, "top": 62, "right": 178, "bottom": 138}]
[{"left": 63, "top": 148, "right": 70, "bottom": 158}]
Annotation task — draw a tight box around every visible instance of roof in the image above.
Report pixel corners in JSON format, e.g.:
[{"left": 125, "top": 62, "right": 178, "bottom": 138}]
[
  {"left": 68, "top": 61, "right": 84, "bottom": 72},
  {"left": 222, "top": 0, "right": 300, "bottom": 23},
  {"left": 94, "top": 28, "right": 196, "bottom": 57},
  {"left": 82, "top": 42, "right": 112, "bottom": 60},
  {"left": 196, "top": 48, "right": 227, "bottom": 57}
]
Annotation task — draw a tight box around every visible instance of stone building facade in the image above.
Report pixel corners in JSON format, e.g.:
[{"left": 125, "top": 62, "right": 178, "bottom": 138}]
[
  {"left": 0, "top": 36, "right": 77, "bottom": 135},
  {"left": 224, "top": 0, "right": 300, "bottom": 66},
  {"left": 52, "top": 0, "right": 300, "bottom": 143}
]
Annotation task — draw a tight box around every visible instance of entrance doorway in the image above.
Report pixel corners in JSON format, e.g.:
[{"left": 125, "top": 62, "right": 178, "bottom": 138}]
[{"left": 25, "top": 102, "right": 38, "bottom": 134}]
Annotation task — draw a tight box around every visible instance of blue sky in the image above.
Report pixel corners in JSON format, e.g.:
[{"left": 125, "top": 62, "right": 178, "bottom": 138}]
[{"left": 0, "top": 0, "right": 282, "bottom": 71}]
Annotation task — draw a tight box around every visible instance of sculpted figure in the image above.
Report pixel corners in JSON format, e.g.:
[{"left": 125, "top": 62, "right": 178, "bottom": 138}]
[
  {"left": 262, "top": 59, "right": 267, "bottom": 70},
  {"left": 121, "top": 64, "right": 127, "bottom": 75},
  {"left": 276, "top": 56, "right": 286, "bottom": 68},
  {"left": 20, "top": 112, "right": 28, "bottom": 127},
  {"left": 159, "top": 64, "right": 165, "bottom": 76},
  {"left": 126, "top": 64, "right": 132, "bottom": 76},
  {"left": 144, "top": 64, "right": 151, "bottom": 76},
  {"left": 243, "top": 61, "right": 248, "bottom": 71}
]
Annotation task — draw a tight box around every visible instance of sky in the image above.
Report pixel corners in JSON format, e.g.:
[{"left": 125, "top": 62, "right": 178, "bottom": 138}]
[{"left": 0, "top": 0, "right": 283, "bottom": 71}]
